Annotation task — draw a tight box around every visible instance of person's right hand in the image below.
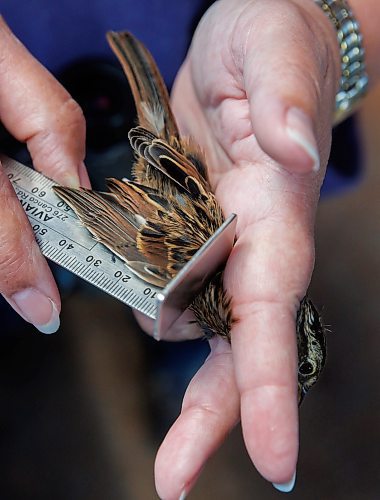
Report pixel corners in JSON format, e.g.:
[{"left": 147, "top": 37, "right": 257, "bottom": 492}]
[{"left": 0, "top": 17, "right": 90, "bottom": 333}]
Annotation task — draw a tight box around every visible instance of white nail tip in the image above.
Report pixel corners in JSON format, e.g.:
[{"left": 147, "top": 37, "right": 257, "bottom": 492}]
[
  {"left": 35, "top": 299, "right": 60, "bottom": 335},
  {"left": 286, "top": 127, "right": 320, "bottom": 172},
  {"left": 272, "top": 471, "right": 297, "bottom": 493},
  {"left": 179, "top": 490, "right": 187, "bottom": 500}
]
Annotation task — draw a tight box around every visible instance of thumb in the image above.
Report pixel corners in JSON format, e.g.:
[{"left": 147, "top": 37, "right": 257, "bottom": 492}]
[
  {"left": 0, "top": 161, "right": 60, "bottom": 334},
  {"left": 242, "top": 0, "right": 341, "bottom": 174}
]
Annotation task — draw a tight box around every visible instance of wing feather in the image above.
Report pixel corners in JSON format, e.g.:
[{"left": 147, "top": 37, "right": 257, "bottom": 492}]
[{"left": 53, "top": 185, "right": 171, "bottom": 285}]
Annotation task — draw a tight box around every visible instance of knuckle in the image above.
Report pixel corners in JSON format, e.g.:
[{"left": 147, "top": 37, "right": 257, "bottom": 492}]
[
  {"left": 0, "top": 177, "right": 37, "bottom": 293},
  {"left": 0, "top": 168, "right": 17, "bottom": 206},
  {"left": 59, "top": 96, "right": 85, "bottom": 131},
  {"left": 0, "top": 173, "right": 11, "bottom": 199},
  {"left": 0, "top": 232, "right": 35, "bottom": 294},
  {"left": 28, "top": 95, "right": 86, "bottom": 179}
]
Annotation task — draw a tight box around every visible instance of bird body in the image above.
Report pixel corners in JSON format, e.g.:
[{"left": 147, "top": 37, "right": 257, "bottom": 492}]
[{"left": 54, "top": 31, "right": 326, "bottom": 403}]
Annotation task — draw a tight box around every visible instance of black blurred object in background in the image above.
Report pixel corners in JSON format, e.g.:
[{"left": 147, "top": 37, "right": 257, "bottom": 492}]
[{"left": 59, "top": 59, "right": 136, "bottom": 189}]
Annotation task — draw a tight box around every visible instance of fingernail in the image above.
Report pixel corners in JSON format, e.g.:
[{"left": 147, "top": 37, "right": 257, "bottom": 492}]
[
  {"left": 11, "top": 288, "right": 60, "bottom": 334},
  {"left": 286, "top": 107, "right": 319, "bottom": 172},
  {"left": 61, "top": 173, "right": 81, "bottom": 188},
  {"left": 62, "top": 162, "right": 91, "bottom": 189},
  {"left": 78, "top": 161, "right": 92, "bottom": 189},
  {"left": 272, "top": 471, "right": 297, "bottom": 493},
  {"left": 179, "top": 490, "right": 187, "bottom": 500}
]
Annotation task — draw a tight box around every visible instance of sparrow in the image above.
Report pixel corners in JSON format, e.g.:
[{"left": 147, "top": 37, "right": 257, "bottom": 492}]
[{"left": 53, "top": 31, "right": 327, "bottom": 404}]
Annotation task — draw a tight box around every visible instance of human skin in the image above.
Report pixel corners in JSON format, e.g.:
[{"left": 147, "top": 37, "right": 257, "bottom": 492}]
[
  {"left": 153, "top": 1, "right": 380, "bottom": 499},
  {"left": 0, "top": 17, "right": 90, "bottom": 333},
  {"left": 1, "top": 0, "right": 380, "bottom": 499}
]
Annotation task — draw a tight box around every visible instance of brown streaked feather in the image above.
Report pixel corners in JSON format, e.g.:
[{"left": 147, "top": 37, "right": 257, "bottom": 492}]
[
  {"left": 53, "top": 173, "right": 222, "bottom": 286},
  {"left": 53, "top": 186, "right": 137, "bottom": 247},
  {"left": 105, "top": 178, "right": 169, "bottom": 217},
  {"left": 190, "top": 272, "right": 233, "bottom": 339},
  {"left": 53, "top": 186, "right": 137, "bottom": 239},
  {"left": 129, "top": 127, "right": 210, "bottom": 191},
  {"left": 53, "top": 184, "right": 171, "bottom": 285},
  {"left": 106, "top": 31, "right": 179, "bottom": 143},
  {"left": 106, "top": 31, "right": 211, "bottom": 192},
  {"left": 104, "top": 162, "right": 223, "bottom": 273}
]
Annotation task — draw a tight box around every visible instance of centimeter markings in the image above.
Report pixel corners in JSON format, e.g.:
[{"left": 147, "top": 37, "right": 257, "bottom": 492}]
[{"left": 1, "top": 156, "right": 159, "bottom": 319}]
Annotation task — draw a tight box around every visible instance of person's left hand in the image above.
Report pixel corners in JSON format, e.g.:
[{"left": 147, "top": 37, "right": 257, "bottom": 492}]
[{"left": 153, "top": 1, "right": 340, "bottom": 498}]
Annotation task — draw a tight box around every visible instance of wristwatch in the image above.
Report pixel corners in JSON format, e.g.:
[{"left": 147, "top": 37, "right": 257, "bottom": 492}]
[{"left": 314, "top": 0, "right": 369, "bottom": 123}]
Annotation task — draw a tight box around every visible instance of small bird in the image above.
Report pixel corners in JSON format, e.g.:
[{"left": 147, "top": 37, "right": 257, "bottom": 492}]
[{"left": 54, "top": 31, "right": 326, "bottom": 404}]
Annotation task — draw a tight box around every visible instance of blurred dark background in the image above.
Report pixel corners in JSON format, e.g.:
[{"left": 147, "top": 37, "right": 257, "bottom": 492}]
[{"left": 1, "top": 2, "right": 380, "bottom": 497}]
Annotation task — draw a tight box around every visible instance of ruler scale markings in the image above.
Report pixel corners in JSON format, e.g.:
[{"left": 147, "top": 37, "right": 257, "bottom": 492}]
[
  {"left": 76, "top": 263, "right": 87, "bottom": 275},
  {"left": 104, "top": 277, "right": 116, "bottom": 290},
  {"left": 136, "top": 297, "right": 148, "bottom": 309},
  {"left": 67, "top": 255, "right": 78, "bottom": 267},
  {"left": 100, "top": 277, "right": 112, "bottom": 290},
  {"left": 54, "top": 249, "right": 67, "bottom": 262},
  {"left": 84, "top": 269, "right": 98, "bottom": 281},
  {"left": 131, "top": 296, "right": 141, "bottom": 308},
  {"left": 59, "top": 255, "right": 72, "bottom": 268},
  {"left": 63, "top": 253, "right": 76, "bottom": 267},
  {"left": 116, "top": 286, "right": 132, "bottom": 302},
  {"left": 108, "top": 280, "right": 126, "bottom": 295},
  {"left": 116, "top": 287, "right": 128, "bottom": 301},
  {"left": 28, "top": 216, "right": 93, "bottom": 250},
  {"left": 48, "top": 247, "right": 60, "bottom": 261},
  {"left": 128, "top": 295, "right": 141, "bottom": 309},
  {"left": 118, "top": 288, "right": 131, "bottom": 302},
  {"left": 81, "top": 267, "right": 93, "bottom": 279},
  {"left": 2, "top": 155, "right": 237, "bottom": 327},
  {"left": 96, "top": 275, "right": 108, "bottom": 288},
  {"left": 65, "top": 256, "right": 77, "bottom": 269},
  {"left": 107, "top": 279, "right": 119, "bottom": 291},
  {"left": 40, "top": 242, "right": 52, "bottom": 254},
  {"left": 128, "top": 292, "right": 138, "bottom": 304},
  {"left": 71, "top": 261, "right": 85, "bottom": 274}
]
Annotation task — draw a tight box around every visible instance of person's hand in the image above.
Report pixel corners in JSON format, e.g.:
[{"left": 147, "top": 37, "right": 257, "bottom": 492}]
[
  {"left": 0, "top": 17, "right": 89, "bottom": 333},
  {"left": 154, "top": 0, "right": 341, "bottom": 497}
]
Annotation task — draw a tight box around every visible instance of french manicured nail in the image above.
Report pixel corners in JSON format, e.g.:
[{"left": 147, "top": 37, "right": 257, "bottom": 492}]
[
  {"left": 11, "top": 288, "right": 60, "bottom": 334},
  {"left": 272, "top": 471, "right": 296, "bottom": 493},
  {"left": 179, "top": 490, "right": 187, "bottom": 500},
  {"left": 78, "top": 161, "right": 92, "bottom": 189},
  {"left": 286, "top": 107, "right": 319, "bottom": 172},
  {"left": 61, "top": 173, "right": 81, "bottom": 188},
  {"left": 62, "top": 163, "right": 91, "bottom": 189},
  {"left": 62, "top": 175, "right": 80, "bottom": 189}
]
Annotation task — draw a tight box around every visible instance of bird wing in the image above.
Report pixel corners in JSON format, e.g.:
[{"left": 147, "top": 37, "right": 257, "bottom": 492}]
[{"left": 53, "top": 184, "right": 172, "bottom": 287}]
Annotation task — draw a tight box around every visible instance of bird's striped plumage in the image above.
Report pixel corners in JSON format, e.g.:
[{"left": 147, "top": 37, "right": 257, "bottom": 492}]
[{"left": 54, "top": 30, "right": 327, "bottom": 403}]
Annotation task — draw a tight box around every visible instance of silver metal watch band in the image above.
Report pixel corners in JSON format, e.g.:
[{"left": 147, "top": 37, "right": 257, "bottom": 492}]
[{"left": 314, "top": 0, "right": 369, "bottom": 123}]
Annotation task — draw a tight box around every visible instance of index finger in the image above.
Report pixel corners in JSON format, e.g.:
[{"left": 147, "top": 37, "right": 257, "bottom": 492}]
[{"left": 0, "top": 17, "right": 90, "bottom": 188}]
